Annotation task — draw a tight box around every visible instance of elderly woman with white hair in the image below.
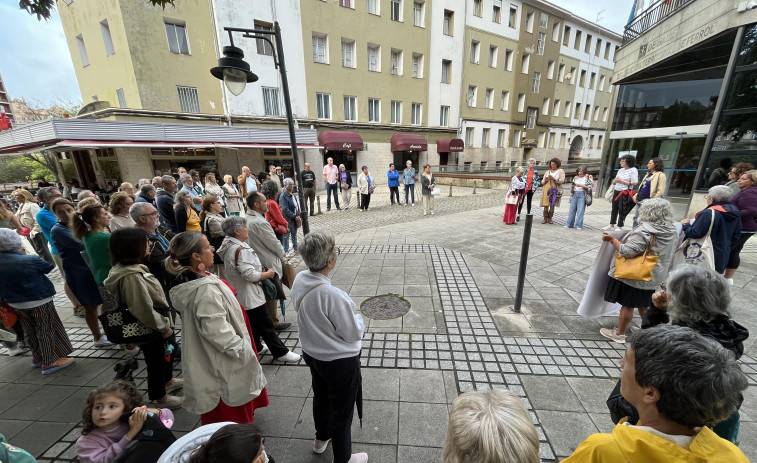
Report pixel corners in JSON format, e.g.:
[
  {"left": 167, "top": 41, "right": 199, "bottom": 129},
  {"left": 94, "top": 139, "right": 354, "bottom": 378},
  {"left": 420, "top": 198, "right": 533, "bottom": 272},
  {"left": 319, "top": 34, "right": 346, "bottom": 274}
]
[
  {"left": 291, "top": 230, "right": 366, "bottom": 463},
  {"left": 681, "top": 185, "right": 742, "bottom": 274},
  {"left": 517, "top": 158, "right": 540, "bottom": 222},
  {"left": 443, "top": 388, "right": 539, "bottom": 463},
  {"left": 217, "top": 215, "right": 301, "bottom": 363},
  {"left": 503, "top": 167, "right": 526, "bottom": 225},
  {"left": 600, "top": 198, "right": 678, "bottom": 343},
  {"left": 0, "top": 228, "right": 74, "bottom": 374},
  {"left": 606, "top": 265, "right": 748, "bottom": 442}
]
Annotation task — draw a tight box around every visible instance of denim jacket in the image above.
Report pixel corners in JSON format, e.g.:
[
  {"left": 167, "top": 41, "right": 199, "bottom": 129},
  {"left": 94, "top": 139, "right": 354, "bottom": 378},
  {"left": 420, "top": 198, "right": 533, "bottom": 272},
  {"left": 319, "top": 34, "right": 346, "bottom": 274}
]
[
  {"left": 402, "top": 168, "right": 417, "bottom": 185},
  {"left": 0, "top": 251, "right": 56, "bottom": 304}
]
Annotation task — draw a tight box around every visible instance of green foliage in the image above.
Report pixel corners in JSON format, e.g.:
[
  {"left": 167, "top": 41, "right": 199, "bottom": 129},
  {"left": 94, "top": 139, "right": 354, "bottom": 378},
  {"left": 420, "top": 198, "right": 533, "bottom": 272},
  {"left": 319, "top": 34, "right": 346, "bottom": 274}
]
[
  {"left": 20, "top": 0, "right": 176, "bottom": 20},
  {"left": 0, "top": 155, "right": 55, "bottom": 183}
]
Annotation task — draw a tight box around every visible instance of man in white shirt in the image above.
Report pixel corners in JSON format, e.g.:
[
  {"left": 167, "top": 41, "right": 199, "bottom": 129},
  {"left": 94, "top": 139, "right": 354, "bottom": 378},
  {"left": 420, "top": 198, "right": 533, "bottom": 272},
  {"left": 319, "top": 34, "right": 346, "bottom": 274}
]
[{"left": 322, "top": 157, "right": 341, "bottom": 211}]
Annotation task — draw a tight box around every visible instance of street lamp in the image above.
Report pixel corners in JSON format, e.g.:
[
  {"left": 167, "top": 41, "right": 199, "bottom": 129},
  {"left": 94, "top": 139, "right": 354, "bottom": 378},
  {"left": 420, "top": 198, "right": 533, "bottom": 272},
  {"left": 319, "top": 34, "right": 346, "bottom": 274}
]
[{"left": 210, "top": 23, "right": 310, "bottom": 235}]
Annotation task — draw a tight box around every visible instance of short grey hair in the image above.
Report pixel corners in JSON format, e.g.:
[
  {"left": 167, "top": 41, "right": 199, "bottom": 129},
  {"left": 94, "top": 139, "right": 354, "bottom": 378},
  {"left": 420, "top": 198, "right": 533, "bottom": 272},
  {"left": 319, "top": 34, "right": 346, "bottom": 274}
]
[
  {"left": 667, "top": 265, "right": 731, "bottom": 325},
  {"left": 527, "top": 158, "right": 537, "bottom": 164},
  {"left": 283, "top": 178, "right": 294, "bottom": 187},
  {"left": 173, "top": 190, "right": 192, "bottom": 210},
  {"left": 179, "top": 173, "right": 192, "bottom": 184},
  {"left": 443, "top": 388, "right": 539, "bottom": 463},
  {"left": 222, "top": 215, "right": 247, "bottom": 236},
  {"left": 300, "top": 229, "right": 337, "bottom": 271},
  {"left": 161, "top": 175, "right": 175, "bottom": 187},
  {"left": 708, "top": 185, "right": 733, "bottom": 203},
  {"left": 637, "top": 197, "right": 673, "bottom": 225},
  {"left": 260, "top": 180, "right": 279, "bottom": 200},
  {"left": 140, "top": 184, "right": 155, "bottom": 195},
  {"left": 0, "top": 228, "right": 23, "bottom": 252},
  {"left": 629, "top": 325, "right": 747, "bottom": 427},
  {"left": 77, "top": 190, "right": 94, "bottom": 201},
  {"left": 129, "top": 201, "right": 153, "bottom": 223},
  {"left": 37, "top": 186, "right": 60, "bottom": 203}
]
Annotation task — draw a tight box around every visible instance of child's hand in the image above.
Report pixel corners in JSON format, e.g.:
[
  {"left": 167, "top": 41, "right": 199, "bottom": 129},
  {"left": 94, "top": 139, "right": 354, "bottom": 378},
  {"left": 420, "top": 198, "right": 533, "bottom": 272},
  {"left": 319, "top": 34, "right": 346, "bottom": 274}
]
[{"left": 125, "top": 406, "right": 148, "bottom": 440}]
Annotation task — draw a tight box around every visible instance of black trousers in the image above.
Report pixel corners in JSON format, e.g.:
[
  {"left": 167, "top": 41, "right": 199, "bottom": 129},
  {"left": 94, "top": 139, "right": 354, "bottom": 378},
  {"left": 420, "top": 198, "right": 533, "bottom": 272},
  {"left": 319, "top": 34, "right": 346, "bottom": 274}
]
[
  {"left": 303, "top": 187, "right": 316, "bottom": 215},
  {"left": 246, "top": 303, "right": 288, "bottom": 358},
  {"left": 141, "top": 335, "right": 174, "bottom": 400},
  {"left": 303, "top": 353, "right": 361, "bottom": 463},
  {"left": 517, "top": 189, "right": 533, "bottom": 215},
  {"left": 727, "top": 232, "right": 755, "bottom": 269},
  {"left": 389, "top": 186, "right": 400, "bottom": 204},
  {"left": 360, "top": 193, "right": 371, "bottom": 210},
  {"left": 610, "top": 192, "right": 633, "bottom": 227}
]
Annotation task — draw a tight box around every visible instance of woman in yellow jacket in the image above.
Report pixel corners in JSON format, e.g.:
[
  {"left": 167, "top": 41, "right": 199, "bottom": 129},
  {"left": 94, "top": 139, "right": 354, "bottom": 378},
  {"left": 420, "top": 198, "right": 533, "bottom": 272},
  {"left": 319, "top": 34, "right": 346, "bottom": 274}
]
[{"left": 632, "top": 157, "right": 667, "bottom": 227}]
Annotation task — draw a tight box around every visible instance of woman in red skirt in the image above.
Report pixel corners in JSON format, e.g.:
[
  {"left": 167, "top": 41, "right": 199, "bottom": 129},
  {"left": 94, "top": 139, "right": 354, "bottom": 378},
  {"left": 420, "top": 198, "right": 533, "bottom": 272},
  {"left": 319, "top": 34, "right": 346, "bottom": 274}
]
[{"left": 504, "top": 167, "right": 526, "bottom": 225}]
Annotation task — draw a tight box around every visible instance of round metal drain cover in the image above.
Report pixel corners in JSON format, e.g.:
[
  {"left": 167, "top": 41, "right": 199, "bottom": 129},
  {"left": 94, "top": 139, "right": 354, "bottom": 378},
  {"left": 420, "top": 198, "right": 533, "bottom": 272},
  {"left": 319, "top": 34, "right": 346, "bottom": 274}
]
[{"left": 360, "top": 294, "right": 410, "bottom": 320}]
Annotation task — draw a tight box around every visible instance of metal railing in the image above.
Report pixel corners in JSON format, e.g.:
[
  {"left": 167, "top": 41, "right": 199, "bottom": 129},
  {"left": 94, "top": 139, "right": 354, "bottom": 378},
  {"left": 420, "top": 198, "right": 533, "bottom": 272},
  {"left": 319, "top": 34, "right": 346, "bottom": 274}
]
[
  {"left": 623, "top": 0, "right": 694, "bottom": 45},
  {"left": 432, "top": 162, "right": 602, "bottom": 176}
]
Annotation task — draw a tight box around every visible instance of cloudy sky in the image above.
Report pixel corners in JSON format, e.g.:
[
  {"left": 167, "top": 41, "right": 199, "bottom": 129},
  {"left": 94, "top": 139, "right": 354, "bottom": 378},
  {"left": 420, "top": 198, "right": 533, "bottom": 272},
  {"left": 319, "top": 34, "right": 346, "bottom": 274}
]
[{"left": 0, "top": 0, "right": 635, "bottom": 106}]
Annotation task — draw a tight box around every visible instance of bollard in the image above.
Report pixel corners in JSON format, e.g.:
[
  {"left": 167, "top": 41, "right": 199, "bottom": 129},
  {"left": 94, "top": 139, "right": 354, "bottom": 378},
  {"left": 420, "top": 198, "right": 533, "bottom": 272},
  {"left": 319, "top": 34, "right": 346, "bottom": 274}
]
[
  {"left": 472, "top": 181, "right": 477, "bottom": 194},
  {"left": 448, "top": 184, "right": 453, "bottom": 197},
  {"left": 356, "top": 188, "right": 361, "bottom": 209},
  {"left": 509, "top": 213, "right": 533, "bottom": 314},
  {"left": 316, "top": 195, "right": 322, "bottom": 215}
]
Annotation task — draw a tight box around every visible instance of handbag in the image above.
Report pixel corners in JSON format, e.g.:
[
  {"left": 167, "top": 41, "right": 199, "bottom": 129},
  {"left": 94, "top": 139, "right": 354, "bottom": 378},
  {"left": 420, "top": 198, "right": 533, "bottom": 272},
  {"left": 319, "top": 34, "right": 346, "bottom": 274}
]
[
  {"left": 281, "top": 261, "right": 297, "bottom": 289},
  {"left": 98, "top": 285, "right": 163, "bottom": 345},
  {"left": 585, "top": 189, "right": 593, "bottom": 206},
  {"left": 506, "top": 193, "right": 518, "bottom": 205},
  {"left": 671, "top": 209, "right": 716, "bottom": 271},
  {"left": 274, "top": 223, "right": 288, "bottom": 235},
  {"left": 341, "top": 182, "right": 350, "bottom": 190},
  {"left": 430, "top": 185, "right": 441, "bottom": 196},
  {"left": 604, "top": 185, "right": 615, "bottom": 202},
  {"left": 0, "top": 302, "right": 19, "bottom": 329},
  {"left": 614, "top": 234, "right": 658, "bottom": 281}
]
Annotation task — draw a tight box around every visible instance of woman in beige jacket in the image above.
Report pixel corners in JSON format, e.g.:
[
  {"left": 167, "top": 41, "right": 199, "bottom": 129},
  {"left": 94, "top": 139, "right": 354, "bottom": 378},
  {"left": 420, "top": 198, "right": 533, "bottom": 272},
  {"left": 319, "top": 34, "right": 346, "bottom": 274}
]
[
  {"left": 166, "top": 231, "right": 267, "bottom": 425},
  {"left": 631, "top": 157, "right": 667, "bottom": 227},
  {"left": 540, "top": 158, "right": 566, "bottom": 224}
]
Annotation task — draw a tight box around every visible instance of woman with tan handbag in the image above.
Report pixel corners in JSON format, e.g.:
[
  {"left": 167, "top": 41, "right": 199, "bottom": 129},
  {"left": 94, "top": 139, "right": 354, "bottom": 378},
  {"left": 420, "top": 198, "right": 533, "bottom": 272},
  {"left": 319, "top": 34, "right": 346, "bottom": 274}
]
[{"left": 599, "top": 198, "right": 678, "bottom": 343}]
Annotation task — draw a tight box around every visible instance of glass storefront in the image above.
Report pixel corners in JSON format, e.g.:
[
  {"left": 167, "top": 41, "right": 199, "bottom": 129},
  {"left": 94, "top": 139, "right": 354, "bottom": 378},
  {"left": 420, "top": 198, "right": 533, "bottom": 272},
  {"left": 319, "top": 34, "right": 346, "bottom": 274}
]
[{"left": 150, "top": 147, "right": 217, "bottom": 178}]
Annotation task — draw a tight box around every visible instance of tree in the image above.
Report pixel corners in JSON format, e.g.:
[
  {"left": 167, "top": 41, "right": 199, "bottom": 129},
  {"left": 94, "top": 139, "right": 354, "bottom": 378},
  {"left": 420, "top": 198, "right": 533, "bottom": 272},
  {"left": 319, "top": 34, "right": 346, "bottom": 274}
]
[{"left": 20, "top": 0, "right": 176, "bottom": 20}]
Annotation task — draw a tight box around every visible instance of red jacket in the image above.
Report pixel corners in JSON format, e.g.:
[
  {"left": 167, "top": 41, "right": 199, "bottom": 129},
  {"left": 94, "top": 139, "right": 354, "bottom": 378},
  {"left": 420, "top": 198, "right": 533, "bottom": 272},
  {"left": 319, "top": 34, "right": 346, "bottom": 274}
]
[{"left": 265, "top": 199, "right": 288, "bottom": 233}]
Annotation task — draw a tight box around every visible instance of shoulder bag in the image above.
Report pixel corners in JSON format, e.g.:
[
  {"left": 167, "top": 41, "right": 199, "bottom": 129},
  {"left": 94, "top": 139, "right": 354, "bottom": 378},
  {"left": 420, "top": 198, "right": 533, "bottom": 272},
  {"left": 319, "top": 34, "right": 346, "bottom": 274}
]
[
  {"left": 614, "top": 234, "right": 658, "bottom": 282},
  {"left": 506, "top": 193, "right": 519, "bottom": 205},
  {"left": 98, "top": 282, "right": 163, "bottom": 345},
  {"left": 585, "top": 178, "right": 594, "bottom": 206},
  {"left": 670, "top": 209, "right": 716, "bottom": 271},
  {"left": 234, "top": 246, "right": 277, "bottom": 301},
  {"left": 281, "top": 261, "right": 297, "bottom": 289},
  {"left": 604, "top": 185, "right": 615, "bottom": 202}
]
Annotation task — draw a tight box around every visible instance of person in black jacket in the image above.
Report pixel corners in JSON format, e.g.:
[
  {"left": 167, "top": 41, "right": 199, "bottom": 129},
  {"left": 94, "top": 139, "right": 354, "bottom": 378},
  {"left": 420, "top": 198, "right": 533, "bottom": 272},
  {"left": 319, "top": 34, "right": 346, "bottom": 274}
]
[
  {"left": 681, "top": 185, "right": 742, "bottom": 274},
  {"left": 606, "top": 265, "right": 748, "bottom": 443},
  {"left": 155, "top": 176, "right": 179, "bottom": 232}
]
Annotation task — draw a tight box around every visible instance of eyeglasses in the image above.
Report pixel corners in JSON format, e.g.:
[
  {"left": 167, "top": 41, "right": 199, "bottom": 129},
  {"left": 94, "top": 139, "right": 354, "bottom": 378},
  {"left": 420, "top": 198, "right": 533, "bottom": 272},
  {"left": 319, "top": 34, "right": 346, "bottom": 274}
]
[
  {"left": 335, "top": 246, "right": 341, "bottom": 255},
  {"left": 141, "top": 211, "right": 160, "bottom": 217}
]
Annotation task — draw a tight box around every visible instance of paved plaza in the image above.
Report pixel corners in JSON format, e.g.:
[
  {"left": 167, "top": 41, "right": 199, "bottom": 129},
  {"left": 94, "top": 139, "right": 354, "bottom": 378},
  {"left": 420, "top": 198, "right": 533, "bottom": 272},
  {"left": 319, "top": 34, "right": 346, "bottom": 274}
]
[{"left": 1, "top": 186, "right": 756, "bottom": 462}]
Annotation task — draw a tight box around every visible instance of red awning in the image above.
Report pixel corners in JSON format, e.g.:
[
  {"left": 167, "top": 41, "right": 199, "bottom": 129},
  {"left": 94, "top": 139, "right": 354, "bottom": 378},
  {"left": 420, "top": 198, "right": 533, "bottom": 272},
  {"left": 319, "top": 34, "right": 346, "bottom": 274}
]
[
  {"left": 391, "top": 133, "right": 427, "bottom": 151},
  {"left": 318, "top": 131, "right": 364, "bottom": 151},
  {"left": 436, "top": 138, "right": 464, "bottom": 153}
]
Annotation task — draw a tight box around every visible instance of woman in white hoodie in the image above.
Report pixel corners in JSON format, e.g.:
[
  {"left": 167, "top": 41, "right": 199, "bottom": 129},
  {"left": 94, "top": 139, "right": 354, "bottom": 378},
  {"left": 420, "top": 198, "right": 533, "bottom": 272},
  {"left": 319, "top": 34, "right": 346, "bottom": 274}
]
[{"left": 165, "top": 231, "right": 267, "bottom": 425}]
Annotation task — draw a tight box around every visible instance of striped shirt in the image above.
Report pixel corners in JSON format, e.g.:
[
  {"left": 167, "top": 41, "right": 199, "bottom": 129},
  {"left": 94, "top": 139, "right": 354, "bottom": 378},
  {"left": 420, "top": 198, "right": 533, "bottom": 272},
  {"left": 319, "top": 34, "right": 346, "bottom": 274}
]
[{"left": 614, "top": 167, "right": 638, "bottom": 191}]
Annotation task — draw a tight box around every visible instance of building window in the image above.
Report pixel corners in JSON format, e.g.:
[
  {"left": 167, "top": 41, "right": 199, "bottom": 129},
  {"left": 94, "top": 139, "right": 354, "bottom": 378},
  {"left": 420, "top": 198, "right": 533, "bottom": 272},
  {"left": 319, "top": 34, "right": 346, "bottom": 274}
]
[
  {"left": 579, "top": 69, "right": 587, "bottom": 87},
  {"left": 367, "top": 0, "right": 379, "bottom": 15},
  {"left": 413, "top": 1, "right": 424, "bottom": 26},
  {"left": 391, "top": 0, "right": 402, "bottom": 21},
  {"left": 482, "top": 128, "right": 490, "bottom": 146},
  {"left": 367, "top": 45, "right": 380, "bottom": 72},
  {"left": 501, "top": 90, "right": 510, "bottom": 110},
  {"left": 263, "top": 87, "right": 281, "bottom": 116},
  {"left": 532, "top": 72, "right": 541, "bottom": 93},
  {"left": 603, "top": 107, "right": 609, "bottom": 122},
  {"left": 368, "top": 98, "right": 380, "bottom": 122},
  {"left": 464, "top": 127, "right": 474, "bottom": 147},
  {"left": 177, "top": 86, "right": 200, "bottom": 112},
  {"left": 569, "top": 66, "right": 576, "bottom": 84},
  {"left": 391, "top": 49, "right": 403, "bottom": 75},
  {"left": 588, "top": 135, "right": 595, "bottom": 148},
  {"left": 595, "top": 38, "right": 602, "bottom": 57},
  {"left": 440, "top": 105, "right": 449, "bottom": 126},
  {"left": 525, "top": 12, "right": 534, "bottom": 32},
  {"left": 412, "top": 53, "right": 423, "bottom": 78},
  {"left": 598, "top": 135, "right": 604, "bottom": 149},
  {"left": 341, "top": 39, "right": 355, "bottom": 68},
  {"left": 542, "top": 97, "right": 550, "bottom": 115},
  {"left": 165, "top": 22, "right": 189, "bottom": 55},
  {"left": 508, "top": 6, "right": 517, "bottom": 27},
  {"left": 116, "top": 88, "right": 126, "bottom": 108},
  {"left": 443, "top": 10, "right": 454, "bottom": 35},
  {"left": 549, "top": 132, "right": 556, "bottom": 148},
  {"left": 574, "top": 103, "right": 581, "bottom": 119},
  {"left": 254, "top": 21, "right": 274, "bottom": 56},
  {"left": 517, "top": 93, "right": 525, "bottom": 112},
  {"left": 505, "top": 49, "right": 513, "bottom": 71},
  {"left": 411, "top": 103, "right": 422, "bottom": 125},
  {"left": 344, "top": 95, "right": 357, "bottom": 121},
  {"left": 584, "top": 105, "right": 591, "bottom": 121},
  {"left": 470, "top": 40, "right": 480, "bottom": 64},
  {"left": 521, "top": 53, "right": 530, "bottom": 73},
  {"left": 467, "top": 85, "right": 477, "bottom": 107},
  {"left": 340, "top": 0, "right": 353, "bottom": 7},
  {"left": 593, "top": 106, "right": 600, "bottom": 121},
  {"left": 552, "top": 22, "right": 560, "bottom": 41},
  {"left": 604, "top": 42, "right": 611, "bottom": 59},
  {"left": 585, "top": 34, "right": 593, "bottom": 53},
  {"left": 390, "top": 100, "right": 402, "bottom": 124},
  {"left": 312, "top": 34, "right": 328, "bottom": 63},
  {"left": 75, "top": 34, "right": 89, "bottom": 67},
  {"left": 527, "top": 108, "right": 537, "bottom": 129},
  {"left": 599, "top": 74, "right": 606, "bottom": 91},
  {"left": 560, "top": 133, "right": 567, "bottom": 148},
  {"left": 547, "top": 60, "right": 555, "bottom": 79},
  {"left": 485, "top": 88, "right": 494, "bottom": 109},
  {"left": 492, "top": 0, "right": 501, "bottom": 23},
  {"left": 441, "top": 59, "right": 451, "bottom": 83},
  {"left": 590, "top": 72, "right": 596, "bottom": 89},
  {"left": 512, "top": 129, "right": 521, "bottom": 147},
  {"left": 553, "top": 99, "right": 560, "bottom": 116},
  {"left": 497, "top": 129, "right": 506, "bottom": 147},
  {"left": 574, "top": 30, "right": 582, "bottom": 51},
  {"left": 558, "top": 63, "right": 565, "bottom": 82},
  {"left": 540, "top": 12, "right": 548, "bottom": 28},
  {"left": 100, "top": 20, "right": 115, "bottom": 56},
  {"left": 537, "top": 32, "right": 545, "bottom": 55},
  {"left": 473, "top": 0, "right": 482, "bottom": 17},
  {"left": 316, "top": 93, "right": 331, "bottom": 119},
  {"left": 488, "top": 46, "right": 498, "bottom": 67},
  {"left": 564, "top": 100, "right": 571, "bottom": 118},
  {"left": 563, "top": 25, "right": 571, "bottom": 46}
]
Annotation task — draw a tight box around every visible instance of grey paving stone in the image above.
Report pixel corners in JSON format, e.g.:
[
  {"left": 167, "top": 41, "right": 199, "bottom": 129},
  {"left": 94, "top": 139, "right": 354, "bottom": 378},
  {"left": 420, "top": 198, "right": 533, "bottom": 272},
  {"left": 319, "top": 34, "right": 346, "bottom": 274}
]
[
  {"left": 0, "top": 419, "right": 32, "bottom": 440},
  {"left": 398, "top": 402, "right": 449, "bottom": 447},
  {"left": 362, "top": 368, "right": 400, "bottom": 402},
  {"left": 265, "top": 366, "right": 312, "bottom": 397},
  {"left": 350, "top": 400, "right": 399, "bottom": 445},
  {"left": 739, "top": 421, "right": 757, "bottom": 462},
  {"left": 521, "top": 376, "right": 584, "bottom": 412},
  {"left": 253, "top": 395, "right": 306, "bottom": 438},
  {"left": 1, "top": 384, "right": 79, "bottom": 421},
  {"left": 536, "top": 410, "right": 599, "bottom": 458},
  {"left": 41, "top": 386, "right": 93, "bottom": 423},
  {"left": 10, "top": 421, "right": 75, "bottom": 458},
  {"left": 398, "top": 445, "right": 443, "bottom": 460},
  {"left": 588, "top": 413, "right": 616, "bottom": 434}
]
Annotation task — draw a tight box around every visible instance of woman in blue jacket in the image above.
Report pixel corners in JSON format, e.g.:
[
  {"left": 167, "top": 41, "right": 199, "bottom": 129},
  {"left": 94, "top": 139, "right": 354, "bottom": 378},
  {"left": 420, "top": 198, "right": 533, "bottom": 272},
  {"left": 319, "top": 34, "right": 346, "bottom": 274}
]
[
  {"left": 0, "top": 229, "right": 74, "bottom": 375},
  {"left": 387, "top": 163, "right": 400, "bottom": 205}
]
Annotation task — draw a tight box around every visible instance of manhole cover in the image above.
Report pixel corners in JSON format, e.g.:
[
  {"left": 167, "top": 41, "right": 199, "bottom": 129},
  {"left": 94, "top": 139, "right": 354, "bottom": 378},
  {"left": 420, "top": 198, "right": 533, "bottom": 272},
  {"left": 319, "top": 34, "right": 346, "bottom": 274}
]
[{"left": 360, "top": 294, "right": 410, "bottom": 320}]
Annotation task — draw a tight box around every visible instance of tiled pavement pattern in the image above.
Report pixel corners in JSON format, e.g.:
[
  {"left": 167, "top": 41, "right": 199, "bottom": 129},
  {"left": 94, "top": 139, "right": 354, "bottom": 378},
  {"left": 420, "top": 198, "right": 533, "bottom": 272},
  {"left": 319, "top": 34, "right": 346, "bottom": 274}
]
[{"left": 2, "top": 189, "right": 757, "bottom": 462}]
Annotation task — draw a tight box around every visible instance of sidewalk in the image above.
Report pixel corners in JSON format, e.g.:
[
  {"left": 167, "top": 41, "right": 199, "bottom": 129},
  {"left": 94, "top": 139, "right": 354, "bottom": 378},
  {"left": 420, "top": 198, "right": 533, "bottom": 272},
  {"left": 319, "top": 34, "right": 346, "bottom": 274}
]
[{"left": 1, "top": 189, "right": 755, "bottom": 462}]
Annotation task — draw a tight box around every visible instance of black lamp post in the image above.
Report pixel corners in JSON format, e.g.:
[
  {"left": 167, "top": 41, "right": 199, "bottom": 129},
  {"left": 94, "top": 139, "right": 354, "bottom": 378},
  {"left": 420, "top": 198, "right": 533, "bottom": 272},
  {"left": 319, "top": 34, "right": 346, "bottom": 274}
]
[{"left": 211, "top": 23, "right": 310, "bottom": 235}]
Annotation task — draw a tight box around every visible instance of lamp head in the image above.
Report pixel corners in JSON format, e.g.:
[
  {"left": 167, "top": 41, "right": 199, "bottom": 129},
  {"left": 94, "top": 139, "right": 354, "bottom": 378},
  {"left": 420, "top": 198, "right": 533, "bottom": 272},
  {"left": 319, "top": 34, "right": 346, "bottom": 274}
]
[{"left": 210, "top": 45, "right": 258, "bottom": 95}]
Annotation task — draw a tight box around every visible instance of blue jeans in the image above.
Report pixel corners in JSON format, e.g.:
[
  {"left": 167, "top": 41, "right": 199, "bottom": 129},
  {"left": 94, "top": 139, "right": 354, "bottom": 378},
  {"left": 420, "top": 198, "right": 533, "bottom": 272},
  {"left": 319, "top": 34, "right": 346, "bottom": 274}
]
[
  {"left": 404, "top": 184, "right": 415, "bottom": 204},
  {"left": 283, "top": 222, "right": 298, "bottom": 253},
  {"left": 326, "top": 183, "right": 340, "bottom": 210},
  {"left": 566, "top": 190, "right": 586, "bottom": 228}
]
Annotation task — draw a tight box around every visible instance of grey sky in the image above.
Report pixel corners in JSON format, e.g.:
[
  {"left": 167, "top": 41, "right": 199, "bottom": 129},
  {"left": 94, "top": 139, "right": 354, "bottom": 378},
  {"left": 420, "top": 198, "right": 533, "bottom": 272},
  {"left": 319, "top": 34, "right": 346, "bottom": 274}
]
[{"left": 0, "top": 0, "right": 635, "bottom": 106}]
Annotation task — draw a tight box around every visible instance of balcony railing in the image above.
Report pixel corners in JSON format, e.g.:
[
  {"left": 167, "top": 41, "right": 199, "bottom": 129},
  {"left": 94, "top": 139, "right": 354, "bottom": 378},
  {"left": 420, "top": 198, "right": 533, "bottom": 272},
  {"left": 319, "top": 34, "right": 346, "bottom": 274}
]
[{"left": 623, "top": 0, "right": 694, "bottom": 45}]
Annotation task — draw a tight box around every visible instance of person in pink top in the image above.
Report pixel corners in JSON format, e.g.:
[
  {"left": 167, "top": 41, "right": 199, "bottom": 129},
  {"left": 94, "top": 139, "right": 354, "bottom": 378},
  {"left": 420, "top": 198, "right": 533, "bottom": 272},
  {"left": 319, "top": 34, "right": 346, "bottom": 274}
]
[{"left": 322, "top": 157, "right": 341, "bottom": 211}]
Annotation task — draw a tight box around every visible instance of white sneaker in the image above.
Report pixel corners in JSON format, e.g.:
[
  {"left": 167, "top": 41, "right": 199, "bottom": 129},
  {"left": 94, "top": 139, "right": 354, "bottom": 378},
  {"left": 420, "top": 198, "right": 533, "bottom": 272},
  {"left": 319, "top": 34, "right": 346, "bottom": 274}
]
[
  {"left": 601, "top": 225, "right": 615, "bottom": 231},
  {"left": 6, "top": 346, "right": 24, "bottom": 356},
  {"left": 347, "top": 453, "right": 368, "bottom": 463},
  {"left": 576, "top": 227, "right": 582, "bottom": 230},
  {"left": 726, "top": 278, "right": 734, "bottom": 286},
  {"left": 259, "top": 342, "right": 269, "bottom": 355},
  {"left": 93, "top": 335, "right": 113, "bottom": 348},
  {"left": 276, "top": 351, "right": 301, "bottom": 362},
  {"left": 313, "top": 438, "right": 331, "bottom": 454},
  {"left": 615, "top": 226, "right": 625, "bottom": 231},
  {"left": 599, "top": 327, "right": 626, "bottom": 344},
  {"left": 0, "top": 330, "right": 17, "bottom": 343}
]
